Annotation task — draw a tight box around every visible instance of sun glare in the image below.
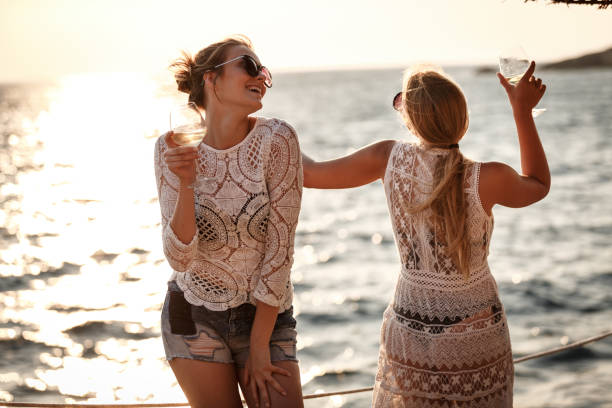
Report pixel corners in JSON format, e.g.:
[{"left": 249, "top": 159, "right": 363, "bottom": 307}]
[{"left": 0, "top": 72, "right": 189, "bottom": 402}]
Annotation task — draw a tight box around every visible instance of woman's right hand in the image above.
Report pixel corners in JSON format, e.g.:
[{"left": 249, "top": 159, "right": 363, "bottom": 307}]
[
  {"left": 497, "top": 61, "right": 546, "bottom": 113},
  {"left": 164, "top": 131, "right": 199, "bottom": 186}
]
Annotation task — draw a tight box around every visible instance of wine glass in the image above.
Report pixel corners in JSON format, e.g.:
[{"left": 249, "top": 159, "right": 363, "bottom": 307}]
[
  {"left": 169, "top": 103, "right": 214, "bottom": 189},
  {"left": 169, "top": 102, "right": 206, "bottom": 146},
  {"left": 498, "top": 46, "right": 546, "bottom": 117}
]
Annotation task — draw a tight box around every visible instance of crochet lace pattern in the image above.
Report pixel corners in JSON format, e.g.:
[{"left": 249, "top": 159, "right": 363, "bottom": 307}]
[
  {"left": 372, "top": 142, "right": 513, "bottom": 407},
  {"left": 154, "top": 118, "right": 302, "bottom": 312}
]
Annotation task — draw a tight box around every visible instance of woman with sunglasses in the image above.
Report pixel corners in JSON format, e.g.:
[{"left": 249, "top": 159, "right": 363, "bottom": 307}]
[
  {"left": 154, "top": 35, "right": 303, "bottom": 408},
  {"left": 302, "top": 62, "right": 549, "bottom": 406}
]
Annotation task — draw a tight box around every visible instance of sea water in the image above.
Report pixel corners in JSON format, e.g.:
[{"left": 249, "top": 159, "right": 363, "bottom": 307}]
[{"left": 1, "top": 67, "right": 611, "bottom": 407}]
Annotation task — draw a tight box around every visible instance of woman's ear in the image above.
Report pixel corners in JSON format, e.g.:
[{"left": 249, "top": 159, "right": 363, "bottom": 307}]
[{"left": 202, "top": 71, "right": 215, "bottom": 87}]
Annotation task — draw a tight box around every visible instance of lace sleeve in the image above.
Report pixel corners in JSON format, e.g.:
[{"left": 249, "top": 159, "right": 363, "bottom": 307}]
[
  {"left": 253, "top": 121, "right": 303, "bottom": 307},
  {"left": 154, "top": 136, "right": 198, "bottom": 272}
]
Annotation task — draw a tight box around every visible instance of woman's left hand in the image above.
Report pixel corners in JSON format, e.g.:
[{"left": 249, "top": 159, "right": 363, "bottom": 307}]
[
  {"left": 244, "top": 345, "right": 290, "bottom": 407},
  {"left": 497, "top": 61, "right": 546, "bottom": 113}
]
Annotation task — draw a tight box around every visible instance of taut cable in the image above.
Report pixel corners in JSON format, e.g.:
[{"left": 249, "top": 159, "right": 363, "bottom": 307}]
[{"left": 2, "top": 330, "right": 610, "bottom": 407}]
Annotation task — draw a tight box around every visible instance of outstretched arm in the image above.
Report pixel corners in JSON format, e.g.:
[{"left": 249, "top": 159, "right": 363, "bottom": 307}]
[
  {"left": 480, "top": 61, "right": 550, "bottom": 212},
  {"left": 302, "top": 140, "right": 396, "bottom": 189}
]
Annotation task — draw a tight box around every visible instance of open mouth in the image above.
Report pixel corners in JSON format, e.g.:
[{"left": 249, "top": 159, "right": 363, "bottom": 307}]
[{"left": 247, "top": 86, "right": 262, "bottom": 96}]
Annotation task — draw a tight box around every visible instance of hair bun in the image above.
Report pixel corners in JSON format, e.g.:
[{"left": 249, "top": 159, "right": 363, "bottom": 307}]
[
  {"left": 176, "top": 74, "right": 191, "bottom": 94},
  {"left": 170, "top": 51, "right": 195, "bottom": 94}
]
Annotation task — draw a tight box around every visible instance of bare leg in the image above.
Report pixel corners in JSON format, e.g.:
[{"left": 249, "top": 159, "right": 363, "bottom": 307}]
[
  {"left": 170, "top": 358, "right": 243, "bottom": 408},
  {"left": 238, "top": 361, "right": 303, "bottom": 408}
]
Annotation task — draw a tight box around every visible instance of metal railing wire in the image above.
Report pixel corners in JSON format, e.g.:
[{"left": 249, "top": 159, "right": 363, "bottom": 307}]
[{"left": 1, "top": 329, "right": 610, "bottom": 408}]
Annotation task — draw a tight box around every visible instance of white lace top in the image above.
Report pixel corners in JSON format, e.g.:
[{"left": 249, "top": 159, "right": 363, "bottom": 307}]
[
  {"left": 154, "top": 117, "right": 302, "bottom": 312},
  {"left": 373, "top": 141, "right": 513, "bottom": 407}
]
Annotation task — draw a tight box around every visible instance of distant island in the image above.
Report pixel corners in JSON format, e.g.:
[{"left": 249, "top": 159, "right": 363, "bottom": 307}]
[
  {"left": 543, "top": 47, "right": 612, "bottom": 69},
  {"left": 475, "top": 46, "right": 612, "bottom": 74}
]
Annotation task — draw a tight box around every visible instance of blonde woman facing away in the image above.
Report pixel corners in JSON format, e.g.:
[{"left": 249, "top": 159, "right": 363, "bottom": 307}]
[
  {"left": 302, "top": 62, "right": 549, "bottom": 407},
  {"left": 154, "top": 36, "right": 303, "bottom": 408}
]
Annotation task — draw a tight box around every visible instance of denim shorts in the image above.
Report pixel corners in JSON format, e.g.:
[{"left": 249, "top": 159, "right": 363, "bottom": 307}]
[{"left": 161, "top": 281, "right": 298, "bottom": 368}]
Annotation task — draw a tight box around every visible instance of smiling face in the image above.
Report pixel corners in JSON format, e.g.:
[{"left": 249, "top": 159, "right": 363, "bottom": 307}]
[{"left": 205, "top": 45, "right": 268, "bottom": 114}]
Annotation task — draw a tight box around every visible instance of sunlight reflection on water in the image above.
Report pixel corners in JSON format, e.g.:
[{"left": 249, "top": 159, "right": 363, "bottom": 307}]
[
  {"left": 0, "top": 73, "right": 191, "bottom": 404},
  {"left": 1, "top": 69, "right": 611, "bottom": 407}
]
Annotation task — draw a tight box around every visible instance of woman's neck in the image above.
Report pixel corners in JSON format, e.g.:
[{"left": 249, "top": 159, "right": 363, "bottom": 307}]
[{"left": 203, "top": 109, "right": 253, "bottom": 150}]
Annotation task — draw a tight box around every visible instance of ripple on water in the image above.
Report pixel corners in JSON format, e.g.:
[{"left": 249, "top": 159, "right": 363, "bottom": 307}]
[
  {"left": 299, "top": 340, "right": 350, "bottom": 360},
  {"left": 64, "top": 321, "right": 157, "bottom": 343},
  {"left": 502, "top": 277, "right": 612, "bottom": 316},
  {"left": 0, "top": 262, "right": 81, "bottom": 292},
  {"left": 0, "top": 334, "right": 48, "bottom": 354},
  {"left": 0, "top": 331, "right": 55, "bottom": 384},
  {"left": 90, "top": 250, "right": 119, "bottom": 264},
  {"left": 299, "top": 312, "right": 350, "bottom": 326},
  {"left": 7, "top": 383, "right": 65, "bottom": 401},
  {"left": 48, "top": 304, "right": 123, "bottom": 313},
  {"left": 308, "top": 368, "right": 369, "bottom": 387},
  {"left": 129, "top": 248, "right": 149, "bottom": 255},
  {"left": 350, "top": 297, "right": 385, "bottom": 318},
  {"left": 0, "top": 227, "right": 19, "bottom": 245},
  {"left": 25, "top": 233, "right": 59, "bottom": 247}
]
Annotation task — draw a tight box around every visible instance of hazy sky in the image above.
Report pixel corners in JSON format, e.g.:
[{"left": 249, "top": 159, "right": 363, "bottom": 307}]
[{"left": 1, "top": 0, "right": 611, "bottom": 82}]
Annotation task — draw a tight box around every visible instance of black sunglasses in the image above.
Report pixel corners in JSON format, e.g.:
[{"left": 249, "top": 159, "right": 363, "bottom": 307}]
[
  {"left": 393, "top": 92, "right": 402, "bottom": 111},
  {"left": 213, "top": 55, "right": 273, "bottom": 88}
]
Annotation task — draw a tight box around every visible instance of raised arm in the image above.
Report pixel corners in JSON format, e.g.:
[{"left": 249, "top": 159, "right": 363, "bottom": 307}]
[
  {"left": 154, "top": 133, "right": 199, "bottom": 271},
  {"left": 480, "top": 61, "right": 550, "bottom": 212},
  {"left": 302, "top": 139, "right": 396, "bottom": 189}
]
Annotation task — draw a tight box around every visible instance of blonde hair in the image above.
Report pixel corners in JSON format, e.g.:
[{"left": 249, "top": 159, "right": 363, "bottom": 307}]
[
  {"left": 169, "top": 35, "right": 253, "bottom": 109},
  {"left": 399, "top": 66, "right": 471, "bottom": 277}
]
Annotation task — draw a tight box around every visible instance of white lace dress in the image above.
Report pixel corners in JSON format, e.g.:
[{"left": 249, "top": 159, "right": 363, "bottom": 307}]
[
  {"left": 154, "top": 117, "right": 302, "bottom": 312},
  {"left": 373, "top": 142, "right": 513, "bottom": 407}
]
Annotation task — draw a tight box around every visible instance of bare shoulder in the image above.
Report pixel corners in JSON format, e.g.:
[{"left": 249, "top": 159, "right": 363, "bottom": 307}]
[
  {"left": 480, "top": 161, "right": 550, "bottom": 211},
  {"left": 480, "top": 161, "right": 517, "bottom": 184},
  {"left": 365, "top": 140, "right": 396, "bottom": 182},
  {"left": 370, "top": 139, "right": 396, "bottom": 164},
  {"left": 479, "top": 161, "right": 517, "bottom": 214},
  {"left": 479, "top": 161, "right": 522, "bottom": 195}
]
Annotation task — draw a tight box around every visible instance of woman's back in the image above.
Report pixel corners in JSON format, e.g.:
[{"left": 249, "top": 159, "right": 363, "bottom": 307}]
[
  {"left": 384, "top": 142, "right": 497, "bottom": 320},
  {"left": 303, "top": 63, "right": 548, "bottom": 407},
  {"left": 373, "top": 141, "right": 514, "bottom": 407}
]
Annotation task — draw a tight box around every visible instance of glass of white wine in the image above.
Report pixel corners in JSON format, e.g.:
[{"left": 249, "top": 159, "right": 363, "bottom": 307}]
[
  {"left": 169, "top": 102, "right": 206, "bottom": 146},
  {"left": 169, "top": 102, "right": 215, "bottom": 189},
  {"left": 498, "top": 45, "right": 546, "bottom": 117}
]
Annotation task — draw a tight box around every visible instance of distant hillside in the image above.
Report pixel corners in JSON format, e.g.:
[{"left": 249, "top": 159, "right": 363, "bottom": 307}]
[
  {"left": 544, "top": 47, "right": 612, "bottom": 69},
  {"left": 475, "top": 66, "right": 497, "bottom": 74},
  {"left": 474, "top": 47, "right": 612, "bottom": 75}
]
